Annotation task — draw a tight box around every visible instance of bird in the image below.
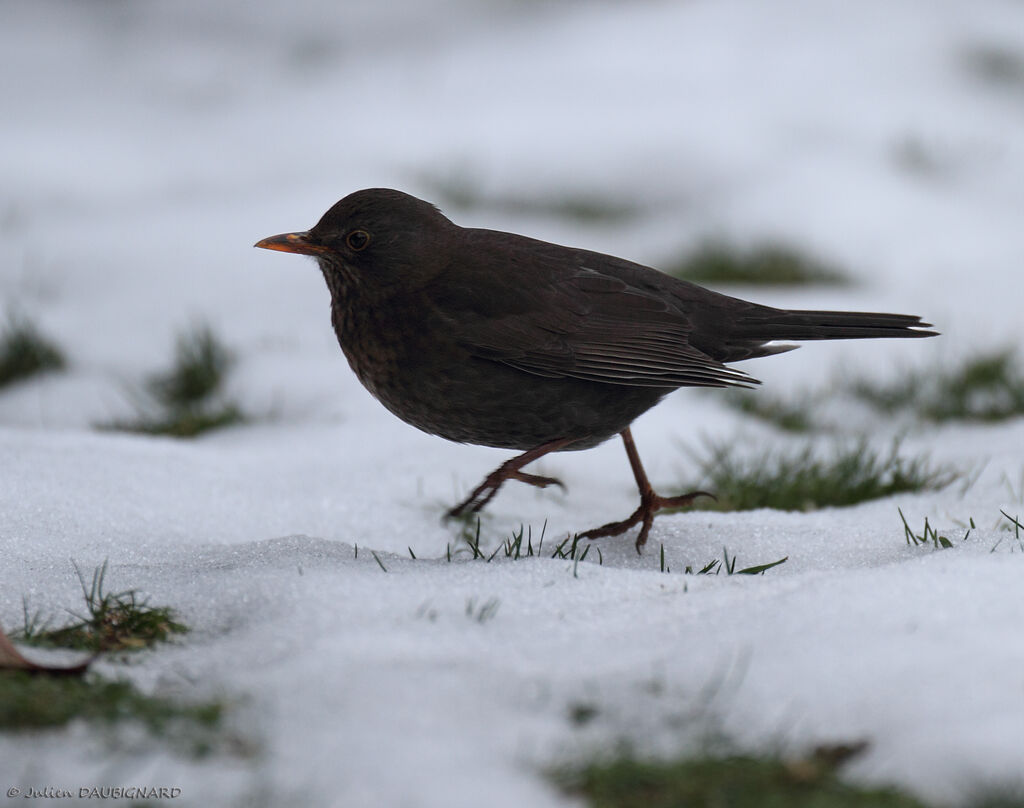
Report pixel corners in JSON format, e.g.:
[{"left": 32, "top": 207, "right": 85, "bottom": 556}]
[{"left": 256, "top": 188, "right": 936, "bottom": 551}]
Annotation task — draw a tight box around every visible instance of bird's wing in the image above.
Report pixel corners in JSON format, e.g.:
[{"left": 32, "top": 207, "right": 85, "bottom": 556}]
[{"left": 425, "top": 231, "right": 758, "bottom": 389}]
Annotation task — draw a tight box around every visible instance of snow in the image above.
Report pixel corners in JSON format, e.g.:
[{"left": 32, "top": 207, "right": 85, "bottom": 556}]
[{"left": 2, "top": 1, "right": 1024, "bottom": 805}]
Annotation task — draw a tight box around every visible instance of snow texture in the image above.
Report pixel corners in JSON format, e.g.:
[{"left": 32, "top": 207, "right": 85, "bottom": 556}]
[{"left": 2, "top": 1, "right": 1024, "bottom": 806}]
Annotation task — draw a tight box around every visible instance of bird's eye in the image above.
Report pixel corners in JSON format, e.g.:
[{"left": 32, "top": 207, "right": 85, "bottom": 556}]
[{"left": 346, "top": 230, "right": 370, "bottom": 251}]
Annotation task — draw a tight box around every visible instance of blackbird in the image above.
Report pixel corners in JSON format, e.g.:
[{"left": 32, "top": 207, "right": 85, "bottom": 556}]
[{"left": 256, "top": 188, "right": 936, "bottom": 550}]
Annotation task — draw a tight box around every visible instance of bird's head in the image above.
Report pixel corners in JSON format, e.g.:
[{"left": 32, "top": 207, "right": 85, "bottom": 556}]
[{"left": 255, "top": 188, "right": 454, "bottom": 297}]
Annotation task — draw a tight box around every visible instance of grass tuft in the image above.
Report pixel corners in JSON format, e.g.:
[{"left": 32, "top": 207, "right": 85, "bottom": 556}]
[
  {"left": 0, "top": 670, "right": 226, "bottom": 758},
  {"left": 465, "top": 597, "right": 500, "bottom": 624},
  {"left": 148, "top": 325, "right": 233, "bottom": 409},
  {"left": 102, "top": 324, "right": 246, "bottom": 437},
  {"left": 720, "top": 349, "right": 1024, "bottom": 431},
  {"left": 685, "top": 549, "right": 788, "bottom": 576},
  {"left": 666, "top": 240, "right": 849, "bottom": 287},
  {"left": 993, "top": 511, "right": 1024, "bottom": 552},
  {"left": 0, "top": 670, "right": 220, "bottom": 732},
  {"left": 2, "top": 568, "right": 246, "bottom": 759},
  {"left": 554, "top": 747, "right": 929, "bottom": 808},
  {"left": 850, "top": 349, "right": 1024, "bottom": 424},
  {"left": 898, "top": 508, "right": 969, "bottom": 550},
  {"left": 15, "top": 561, "right": 188, "bottom": 654},
  {"left": 720, "top": 389, "right": 819, "bottom": 433},
  {"left": 682, "top": 439, "right": 959, "bottom": 512},
  {"left": 449, "top": 515, "right": 603, "bottom": 564},
  {"left": 0, "top": 314, "right": 66, "bottom": 388},
  {"left": 422, "top": 175, "right": 638, "bottom": 224},
  {"left": 501, "top": 523, "right": 541, "bottom": 559},
  {"left": 114, "top": 406, "right": 247, "bottom": 439}
]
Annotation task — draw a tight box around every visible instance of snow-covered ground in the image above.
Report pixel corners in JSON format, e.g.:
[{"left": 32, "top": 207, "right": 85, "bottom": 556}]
[{"left": 3, "top": 1, "right": 1024, "bottom": 805}]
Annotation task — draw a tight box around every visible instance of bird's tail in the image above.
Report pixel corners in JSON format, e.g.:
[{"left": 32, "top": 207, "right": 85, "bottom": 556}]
[
  {"left": 733, "top": 309, "right": 937, "bottom": 342},
  {"left": 712, "top": 309, "right": 937, "bottom": 362}
]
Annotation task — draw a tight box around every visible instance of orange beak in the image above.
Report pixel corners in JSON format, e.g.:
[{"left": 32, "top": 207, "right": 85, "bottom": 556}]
[{"left": 254, "top": 231, "right": 327, "bottom": 256}]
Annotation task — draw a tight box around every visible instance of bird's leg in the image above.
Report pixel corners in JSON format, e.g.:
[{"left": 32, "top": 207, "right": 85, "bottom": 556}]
[
  {"left": 446, "top": 437, "right": 573, "bottom": 519},
  {"left": 577, "top": 427, "right": 714, "bottom": 553}
]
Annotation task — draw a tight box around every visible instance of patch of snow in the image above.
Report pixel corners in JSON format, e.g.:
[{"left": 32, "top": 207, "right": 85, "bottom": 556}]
[{"left": 2, "top": 0, "right": 1024, "bottom": 805}]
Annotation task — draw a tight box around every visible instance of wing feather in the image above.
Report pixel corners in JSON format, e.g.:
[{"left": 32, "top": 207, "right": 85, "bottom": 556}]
[{"left": 425, "top": 232, "right": 758, "bottom": 390}]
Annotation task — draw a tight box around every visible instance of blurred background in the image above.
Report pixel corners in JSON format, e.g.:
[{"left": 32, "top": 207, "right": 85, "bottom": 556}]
[
  {"left": 2, "top": 0, "right": 1023, "bottom": 507},
  {"left": 3, "top": 0, "right": 1023, "bottom": 424},
  {"left": 3, "top": 4, "right": 1024, "bottom": 805}
]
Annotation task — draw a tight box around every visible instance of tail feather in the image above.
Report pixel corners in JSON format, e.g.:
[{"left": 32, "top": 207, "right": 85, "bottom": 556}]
[
  {"left": 716, "top": 309, "right": 937, "bottom": 363},
  {"left": 734, "top": 309, "right": 937, "bottom": 342}
]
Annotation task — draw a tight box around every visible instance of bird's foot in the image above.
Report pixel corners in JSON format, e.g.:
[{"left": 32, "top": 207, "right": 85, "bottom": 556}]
[
  {"left": 446, "top": 469, "right": 566, "bottom": 519},
  {"left": 445, "top": 438, "right": 572, "bottom": 520},
  {"left": 577, "top": 489, "right": 715, "bottom": 553},
  {"left": 509, "top": 470, "right": 565, "bottom": 490}
]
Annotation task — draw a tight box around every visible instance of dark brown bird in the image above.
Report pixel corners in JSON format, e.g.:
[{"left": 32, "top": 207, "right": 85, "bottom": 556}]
[{"left": 256, "top": 188, "right": 936, "bottom": 550}]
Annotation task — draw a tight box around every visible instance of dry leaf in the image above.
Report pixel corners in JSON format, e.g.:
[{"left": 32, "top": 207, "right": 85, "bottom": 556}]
[{"left": 0, "top": 623, "right": 92, "bottom": 676}]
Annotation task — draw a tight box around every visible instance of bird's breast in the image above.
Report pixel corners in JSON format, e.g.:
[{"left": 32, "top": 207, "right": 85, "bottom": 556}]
[
  {"left": 330, "top": 296, "right": 473, "bottom": 428},
  {"left": 327, "top": 295, "right": 666, "bottom": 451}
]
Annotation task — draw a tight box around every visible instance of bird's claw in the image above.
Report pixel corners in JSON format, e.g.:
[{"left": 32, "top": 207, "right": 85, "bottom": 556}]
[
  {"left": 510, "top": 470, "right": 566, "bottom": 491},
  {"left": 445, "top": 468, "right": 567, "bottom": 520},
  {"left": 577, "top": 489, "right": 714, "bottom": 553},
  {"left": 443, "top": 438, "right": 573, "bottom": 520}
]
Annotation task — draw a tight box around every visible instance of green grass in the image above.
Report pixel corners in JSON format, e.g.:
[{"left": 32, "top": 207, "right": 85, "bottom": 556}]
[
  {"left": 464, "top": 597, "right": 500, "bottom": 623},
  {"left": 445, "top": 512, "right": 556, "bottom": 561},
  {"left": 0, "top": 314, "right": 65, "bottom": 388},
  {"left": 443, "top": 517, "right": 788, "bottom": 577},
  {"left": 0, "top": 670, "right": 219, "bottom": 732},
  {"left": 451, "top": 520, "right": 607, "bottom": 566},
  {"left": 682, "top": 439, "right": 959, "bottom": 512},
  {"left": 102, "top": 324, "right": 246, "bottom": 437},
  {"left": 15, "top": 561, "right": 188, "bottom": 654},
  {"left": 720, "top": 389, "right": 820, "bottom": 433},
  {"left": 3, "top": 567, "right": 243, "bottom": 759},
  {"left": 0, "top": 671, "right": 225, "bottom": 757},
  {"left": 666, "top": 240, "right": 849, "bottom": 286},
  {"left": 450, "top": 518, "right": 602, "bottom": 565},
  {"left": 897, "top": 510, "right": 1024, "bottom": 553},
  {"left": 113, "top": 405, "right": 247, "bottom": 438},
  {"left": 850, "top": 349, "right": 1024, "bottom": 424},
  {"left": 555, "top": 747, "right": 929, "bottom": 808},
  {"left": 993, "top": 510, "right": 1024, "bottom": 552},
  {"left": 421, "top": 174, "right": 639, "bottom": 223},
  {"left": 898, "top": 508, "right": 971, "bottom": 550},
  {"left": 720, "top": 350, "right": 1024, "bottom": 431},
  {"left": 689, "top": 549, "right": 789, "bottom": 576},
  {"left": 146, "top": 324, "right": 235, "bottom": 409}
]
